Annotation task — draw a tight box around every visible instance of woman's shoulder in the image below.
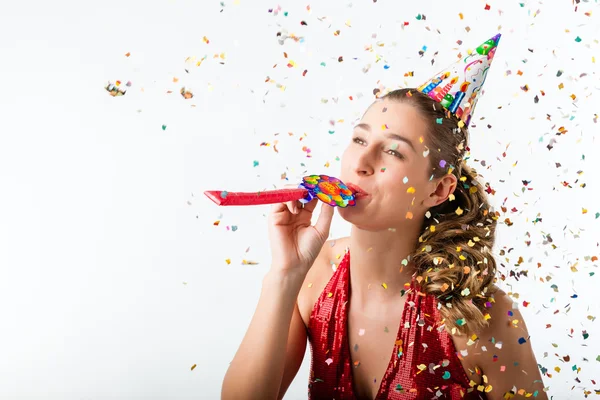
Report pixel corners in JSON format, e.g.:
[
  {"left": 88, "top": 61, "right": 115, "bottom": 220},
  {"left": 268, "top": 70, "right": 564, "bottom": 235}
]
[{"left": 297, "top": 237, "right": 350, "bottom": 326}]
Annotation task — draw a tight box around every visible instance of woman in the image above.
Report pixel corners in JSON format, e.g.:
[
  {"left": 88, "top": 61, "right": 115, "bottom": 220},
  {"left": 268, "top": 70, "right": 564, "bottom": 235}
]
[{"left": 222, "top": 36, "right": 547, "bottom": 400}]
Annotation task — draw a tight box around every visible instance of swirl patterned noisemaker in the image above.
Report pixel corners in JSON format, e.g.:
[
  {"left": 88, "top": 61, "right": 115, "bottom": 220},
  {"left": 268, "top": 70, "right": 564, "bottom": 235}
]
[{"left": 204, "top": 175, "right": 363, "bottom": 208}]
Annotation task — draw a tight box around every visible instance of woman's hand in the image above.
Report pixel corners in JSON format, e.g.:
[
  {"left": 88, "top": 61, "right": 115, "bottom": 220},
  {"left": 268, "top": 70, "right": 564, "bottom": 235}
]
[{"left": 267, "top": 189, "right": 335, "bottom": 277}]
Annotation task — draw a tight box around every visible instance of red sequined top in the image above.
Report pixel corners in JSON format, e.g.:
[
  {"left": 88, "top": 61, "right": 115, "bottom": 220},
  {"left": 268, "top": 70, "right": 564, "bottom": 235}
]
[{"left": 307, "top": 249, "right": 481, "bottom": 399}]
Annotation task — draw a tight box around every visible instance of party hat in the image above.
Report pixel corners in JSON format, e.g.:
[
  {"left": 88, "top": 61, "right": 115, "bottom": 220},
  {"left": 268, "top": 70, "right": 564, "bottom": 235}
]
[{"left": 417, "top": 33, "right": 501, "bottom": 126}]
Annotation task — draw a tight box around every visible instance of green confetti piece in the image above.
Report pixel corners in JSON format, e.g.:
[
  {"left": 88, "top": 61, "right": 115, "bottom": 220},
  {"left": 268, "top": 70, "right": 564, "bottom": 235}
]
[
  {"left": 456, "top": 318, "right": 466, "bottom": 326},
  {"left": 328, "top": 130, "right": 335, "bottom": 134},
  {"left": 220, "top": 191, "right": 228, "bottom": 199},
  {"left": 436, "top": 118, "right": 443, "bottom": 124},
  {"left": 575, "top": 36, "right": 582, "bottom": 42},
  {"left": 442, "top": 371, "right": 451, "bottom": 379},
  {"left": 162, "top": 125, "right": 167, "bottom": 130},
  {"left": 253, "top": 160, "right": 259, "bottom": 167}
]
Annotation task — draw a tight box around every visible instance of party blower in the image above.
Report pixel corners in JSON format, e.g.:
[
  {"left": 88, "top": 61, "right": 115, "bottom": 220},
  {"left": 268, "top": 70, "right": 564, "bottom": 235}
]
[{"left": 203, "top": 174, "right": 368, "bottom": 208}]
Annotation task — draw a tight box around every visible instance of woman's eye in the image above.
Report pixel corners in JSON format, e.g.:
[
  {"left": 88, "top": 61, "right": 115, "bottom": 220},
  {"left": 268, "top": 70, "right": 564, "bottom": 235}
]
[
  {"left": 387, "top": 149, "right": 405, "bottom": 159},
  {"left": 353, "top": 137, "right": 365, "bottom": 145}
]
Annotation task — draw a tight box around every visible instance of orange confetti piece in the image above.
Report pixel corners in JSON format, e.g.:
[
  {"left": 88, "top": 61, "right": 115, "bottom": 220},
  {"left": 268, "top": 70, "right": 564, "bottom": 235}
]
[{"left": 191, "top": 364, "right": 197, "bottom": 371}]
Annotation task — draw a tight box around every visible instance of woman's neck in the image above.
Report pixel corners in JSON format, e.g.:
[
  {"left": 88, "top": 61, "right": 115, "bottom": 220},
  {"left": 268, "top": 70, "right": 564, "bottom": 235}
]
[{"left": 348, "top": 224, "right": 421, "bottom": 306}]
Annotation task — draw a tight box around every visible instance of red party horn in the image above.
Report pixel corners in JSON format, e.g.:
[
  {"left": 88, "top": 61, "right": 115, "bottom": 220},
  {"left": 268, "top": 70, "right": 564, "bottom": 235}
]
[{"left": 204, "top": 174, "right": 365, "bottom": 208}]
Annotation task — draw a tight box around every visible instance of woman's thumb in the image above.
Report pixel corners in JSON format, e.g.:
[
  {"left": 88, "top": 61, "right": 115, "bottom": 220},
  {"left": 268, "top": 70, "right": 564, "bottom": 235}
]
[{"left": 314, "top": 202, "right": 335, "bottom": 238}]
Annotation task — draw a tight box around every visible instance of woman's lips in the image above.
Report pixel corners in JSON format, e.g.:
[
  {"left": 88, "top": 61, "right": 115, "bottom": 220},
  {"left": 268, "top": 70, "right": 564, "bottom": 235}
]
[{"left": 346, "top": 182, "right": 369, "bottom": 198}]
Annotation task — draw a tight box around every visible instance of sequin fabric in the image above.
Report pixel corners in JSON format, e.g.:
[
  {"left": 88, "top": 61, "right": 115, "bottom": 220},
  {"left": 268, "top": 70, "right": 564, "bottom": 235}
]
[{"left": 307, "top": 249, "right": 482, "bottom": 399}]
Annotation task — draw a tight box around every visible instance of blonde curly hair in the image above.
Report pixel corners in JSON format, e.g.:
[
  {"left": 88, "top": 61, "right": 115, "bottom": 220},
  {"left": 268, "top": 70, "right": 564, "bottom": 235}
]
[{"left": 381, "top": 88, "right": 500, "bottom": 337}]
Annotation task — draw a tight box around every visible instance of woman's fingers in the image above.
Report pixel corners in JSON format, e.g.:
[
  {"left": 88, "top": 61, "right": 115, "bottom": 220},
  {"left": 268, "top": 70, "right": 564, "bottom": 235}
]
[{"left": 286, "top": 200, "right": 298, "bottom": 214}]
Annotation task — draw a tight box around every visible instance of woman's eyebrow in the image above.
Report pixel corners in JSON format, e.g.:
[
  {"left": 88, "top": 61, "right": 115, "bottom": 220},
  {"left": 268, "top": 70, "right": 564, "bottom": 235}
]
[{"left": 354, "top": 123, "right": 416, "bottom": 153}]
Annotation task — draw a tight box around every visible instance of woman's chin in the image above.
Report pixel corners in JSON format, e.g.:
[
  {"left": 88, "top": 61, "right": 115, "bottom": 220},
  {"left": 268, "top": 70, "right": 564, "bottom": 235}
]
[{"left": 337, "top": 200, "right": 368, "bottom": 221}]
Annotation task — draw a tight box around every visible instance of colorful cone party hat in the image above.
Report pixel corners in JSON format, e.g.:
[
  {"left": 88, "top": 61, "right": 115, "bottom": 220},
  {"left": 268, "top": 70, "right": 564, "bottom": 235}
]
[{"left": 417, "top": 33, "right": 501, "bottom": 126}]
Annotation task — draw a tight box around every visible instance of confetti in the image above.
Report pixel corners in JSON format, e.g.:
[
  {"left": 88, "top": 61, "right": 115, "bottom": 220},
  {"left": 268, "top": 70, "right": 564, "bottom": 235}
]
[{"left": 105, "top": 81, "right": 128, "bottom": 97}]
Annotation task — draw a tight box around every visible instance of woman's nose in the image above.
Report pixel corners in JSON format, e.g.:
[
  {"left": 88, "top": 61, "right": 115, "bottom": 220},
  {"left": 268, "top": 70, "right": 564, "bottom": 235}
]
[{"left": 353, "top": 153, "right": 375, "bottom": 176}]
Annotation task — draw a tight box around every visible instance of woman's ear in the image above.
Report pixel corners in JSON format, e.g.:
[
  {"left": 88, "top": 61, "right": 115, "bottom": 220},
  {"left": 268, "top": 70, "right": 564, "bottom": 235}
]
[{"left": 424, "top": 174, "right": 458, "bottom": 208}]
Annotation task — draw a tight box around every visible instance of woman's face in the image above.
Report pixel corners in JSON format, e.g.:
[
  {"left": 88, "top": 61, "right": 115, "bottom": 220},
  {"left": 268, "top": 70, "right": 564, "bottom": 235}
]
[{"left": 338, "top": 99, "right": 448, "bottom": 231}]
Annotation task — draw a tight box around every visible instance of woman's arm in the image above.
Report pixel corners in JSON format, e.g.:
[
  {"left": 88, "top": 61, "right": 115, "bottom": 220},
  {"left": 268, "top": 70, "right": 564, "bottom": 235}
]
[
  {"left": 221, "top": 269, "right": 306, "bottom": 400},
  {"left": 472, "top": 289, "right": 549, "bottom": 399}
]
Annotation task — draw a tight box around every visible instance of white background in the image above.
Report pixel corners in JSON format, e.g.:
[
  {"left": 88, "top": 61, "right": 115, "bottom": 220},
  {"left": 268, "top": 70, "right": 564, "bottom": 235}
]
[{"left": 1, "top": 0, "right": 599, "bottom": 399}]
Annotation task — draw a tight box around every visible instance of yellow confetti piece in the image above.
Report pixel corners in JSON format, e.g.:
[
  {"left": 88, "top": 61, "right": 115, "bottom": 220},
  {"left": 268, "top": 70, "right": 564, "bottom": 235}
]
[
  {"left": 455, "top": 207, "right": 464, "bottom": 216},
  {"left": 429, "top": 225, "right": 436, "bottom": 232},
  {"left": 582, "top": 208, "right": 588, "bottom": 214},
  {"left": 327, "top": 292, "right": 333, "bottom": 298},
  {"left": 407, "top": 187, "right": 416, "bottom": 194},
  {"left": 448, "top": 193, "right": 455, "bottom": 201},
  {"left": 191, "top": 364, "right": 197, "bottom": 371},
  {"left": 458, "top": 13, "right": 464, "bottom": 19},
  {"left": 558, "top": 83, "right": 564, "bottom": 89},
  {"left": 457, "top": 120, "right": 465, "bottom": 128},
  {"left": 469, "top": 186, "right": 478, "bottom": 194},
  {"left": 308, "top": 283, "right": 313, "bottom": 288},
  {"left": 225, "top": 259, "right": 231, "bottom": 265},
  {"left": 382, "top": 282, "right": 388, "bottom": 289}
]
